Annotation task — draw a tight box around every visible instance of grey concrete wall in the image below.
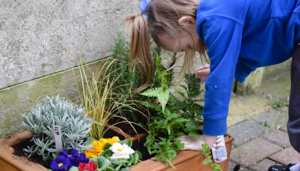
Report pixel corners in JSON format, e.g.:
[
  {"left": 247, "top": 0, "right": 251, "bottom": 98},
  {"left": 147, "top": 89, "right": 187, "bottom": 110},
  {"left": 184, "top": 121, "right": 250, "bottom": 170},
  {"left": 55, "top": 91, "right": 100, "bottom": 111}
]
[
  {"left": 0, "top": 0, "right": 141, "bottom": 138},
  {"left": 0, "top": 0, "right": 139, "bottom": 89}
]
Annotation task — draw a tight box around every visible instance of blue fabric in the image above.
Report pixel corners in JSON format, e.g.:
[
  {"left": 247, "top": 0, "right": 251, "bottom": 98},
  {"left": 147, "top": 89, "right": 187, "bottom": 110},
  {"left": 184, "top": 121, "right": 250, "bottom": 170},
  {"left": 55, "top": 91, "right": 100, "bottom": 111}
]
[
  {"left": 140, "top": 0, "right": 150, "bottom": 14},
  {"left": 196, "top": 0, "right": 300, "bottom": 136}
]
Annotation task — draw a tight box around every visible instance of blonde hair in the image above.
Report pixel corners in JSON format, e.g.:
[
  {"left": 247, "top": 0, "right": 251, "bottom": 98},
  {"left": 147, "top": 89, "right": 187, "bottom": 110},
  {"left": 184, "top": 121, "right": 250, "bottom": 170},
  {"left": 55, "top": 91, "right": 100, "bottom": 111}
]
[{"left": 124, "top": 0, "right": 208, "bottom": 93}]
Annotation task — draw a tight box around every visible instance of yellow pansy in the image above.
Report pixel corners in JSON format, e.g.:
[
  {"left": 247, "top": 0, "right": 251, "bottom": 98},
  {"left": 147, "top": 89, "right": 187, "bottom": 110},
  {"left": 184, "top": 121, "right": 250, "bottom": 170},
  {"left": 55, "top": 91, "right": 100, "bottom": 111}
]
[{"left": 84, "top": 136, "right": 120, "bottom": 158}]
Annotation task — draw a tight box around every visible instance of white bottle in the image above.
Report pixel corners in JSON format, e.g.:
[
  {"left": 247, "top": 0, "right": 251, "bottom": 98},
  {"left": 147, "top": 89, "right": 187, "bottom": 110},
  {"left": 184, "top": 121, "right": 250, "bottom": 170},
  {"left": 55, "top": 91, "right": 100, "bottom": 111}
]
[{"left": 211, "top": 135, "right": 227, "bottom": 163}]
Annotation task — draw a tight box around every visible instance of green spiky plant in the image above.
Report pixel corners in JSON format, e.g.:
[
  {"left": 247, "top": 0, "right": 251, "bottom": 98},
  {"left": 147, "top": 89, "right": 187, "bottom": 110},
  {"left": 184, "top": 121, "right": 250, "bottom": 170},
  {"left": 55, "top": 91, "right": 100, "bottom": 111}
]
[
  {"left": 22, "top": 96, "right": 93, "bottom": 161},
  {"left": 68, "top": 33, "right": 149, "bottom": 140},
  {"left": 72, "top": 54, "right": 139, "bottom": 140}
]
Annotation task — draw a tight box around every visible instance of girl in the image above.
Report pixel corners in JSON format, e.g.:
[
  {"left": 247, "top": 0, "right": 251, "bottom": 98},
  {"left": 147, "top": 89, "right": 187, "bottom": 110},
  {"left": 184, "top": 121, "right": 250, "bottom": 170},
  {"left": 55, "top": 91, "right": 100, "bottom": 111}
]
[{"left": 124, "top": 0, "right": 300, "bottom": 170}]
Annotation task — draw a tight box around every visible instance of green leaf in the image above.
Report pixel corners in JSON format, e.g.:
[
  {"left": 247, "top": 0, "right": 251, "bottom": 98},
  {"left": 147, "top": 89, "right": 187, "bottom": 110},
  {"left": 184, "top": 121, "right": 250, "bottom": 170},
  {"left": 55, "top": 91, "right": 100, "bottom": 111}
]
[
  {"left": 100, "top": 149, "right": 113, "bottom": 159},
  {"left": 103, "top": 143, "right": 113, "bottom": 150},
  {"left": 185, "top": 119, "right": 201, "bottom": 132},
  {"left": 201, "top": 143, "right": 211, "bottom": 156},
  {"left": 184, "top": 74, "right": 202, "bottom": 98},
  {"left": 211, "top": 163, "right": 223, "bottom": 171},
  {"left": 137, "top": 101, "right": 161, "bottom": 112},
  {"left": 188, "top": 132, "right": 202, "bottom": 140},
  {"left": 128, "top": 154, "right": 134, "bottom": 164},
  {"left": 160, "top": 118, "right": 188, "bottom": 135},
  {"left": 105, "top": 168, "right": 115, "bottom": 171},
  {"left": 90, "top": 156, "right": 109, "bottom": 170},
  {"left": 179, "top": 85, "right": 187, "bottom": 91},
  {"left": 51, "top": 153, "right": 58, "bottom": 160},
  {"left": 176, "top": 91, "right": 185, "bottom": 98},
  {"left": 87, "top": 137, "right": 98, "bottom": 144},
  {"left": 140, "top": 87, "right": 169, "bottom": 113},
  {"left": 69, "top": 166, "right": 79, "bottom": 171},
  {"left": 203, "top": 156, "right": 213, "bottom": 165},
  {"left": 110, "top": 159, "right": 129, "bottom": 165},
  {"left": 135, "top": 151, "right": 142, "bottom": 159},
  {"left": 133, "top": 152, "right": 139, "bottom": 164},
  {"left": 120, "top": 167, "right": 131, "bottom": 171},
  {"left": 118, "top": 139, "right": 132, "bottom": 147},
  {"left": 155, "top": 54, "right": 164, "bottom": 71},
  {"left": 144, "top": 135, "right": 155, "bottom": 154},
  {"left": 47, "top": 169, "right": 54, "bottom": 171},
  {"left": 174, "top": 138, "right": 184, "bottom": 150},
  {"left": 153, "top": 138, "right": 177, "bottom": 168}
]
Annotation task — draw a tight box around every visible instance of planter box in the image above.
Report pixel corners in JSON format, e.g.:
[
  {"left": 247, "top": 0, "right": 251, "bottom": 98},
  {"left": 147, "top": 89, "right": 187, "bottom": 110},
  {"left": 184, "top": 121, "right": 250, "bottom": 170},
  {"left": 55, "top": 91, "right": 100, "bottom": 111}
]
[
  {"left": 130, "top": 136, "right": 234, "bottom": 171},
  {"left": 0, "top": 131, "right": 233, "bottom": 171}
]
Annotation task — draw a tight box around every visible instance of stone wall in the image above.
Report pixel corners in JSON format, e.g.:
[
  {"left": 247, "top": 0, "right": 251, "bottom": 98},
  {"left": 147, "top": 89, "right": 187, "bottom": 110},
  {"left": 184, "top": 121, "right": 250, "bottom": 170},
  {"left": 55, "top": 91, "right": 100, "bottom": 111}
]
[{"left": 0, "top": 0, "right": 140, "bottom": 138}]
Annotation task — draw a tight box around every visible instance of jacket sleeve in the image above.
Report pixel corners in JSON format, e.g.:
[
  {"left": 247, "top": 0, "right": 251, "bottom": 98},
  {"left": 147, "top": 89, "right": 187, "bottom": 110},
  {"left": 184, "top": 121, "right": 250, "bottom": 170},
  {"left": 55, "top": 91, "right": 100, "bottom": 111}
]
[{"left": 197, "top": 16, "right": 243, "bottom": 136}]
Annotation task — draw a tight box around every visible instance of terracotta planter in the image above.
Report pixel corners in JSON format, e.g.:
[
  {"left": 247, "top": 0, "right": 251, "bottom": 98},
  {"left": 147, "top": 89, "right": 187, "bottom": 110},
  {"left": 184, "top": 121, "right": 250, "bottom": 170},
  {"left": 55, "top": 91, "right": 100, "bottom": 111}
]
[
  {"left": 130, "top": 135, "right": 234, "bottom": 171},
  {"left": 0, "top": 130, "right": 233, "bottom": 171},
  {"left": 0, "top": 131, "right": 46, "bottom": 171}
]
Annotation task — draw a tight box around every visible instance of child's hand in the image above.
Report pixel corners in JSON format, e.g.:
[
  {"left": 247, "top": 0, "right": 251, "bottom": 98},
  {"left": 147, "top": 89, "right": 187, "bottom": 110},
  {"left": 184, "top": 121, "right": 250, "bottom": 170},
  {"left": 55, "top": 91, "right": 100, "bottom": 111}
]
[
  {"left": 177, "top": 135, "right": 205, "bottom": 151},
  {"left": 176, "top": 134, "right": 217, "bottom": 151},
  {"left": 195, "top": 64, "right": 210, "bottom": 84},
  {"left": 202, "top": 134, "right": 218, "bottom": 149}
]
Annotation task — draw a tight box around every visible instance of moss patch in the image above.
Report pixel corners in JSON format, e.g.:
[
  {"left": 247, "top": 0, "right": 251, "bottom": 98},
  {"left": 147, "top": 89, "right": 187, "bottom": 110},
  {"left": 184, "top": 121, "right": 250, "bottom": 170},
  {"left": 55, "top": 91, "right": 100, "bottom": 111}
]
[
  {"left": 0, "top": 61, "right": 100, "bottom": 138},
  {"left": 228, "top": 94, "right": 272, "bottom": 127}
]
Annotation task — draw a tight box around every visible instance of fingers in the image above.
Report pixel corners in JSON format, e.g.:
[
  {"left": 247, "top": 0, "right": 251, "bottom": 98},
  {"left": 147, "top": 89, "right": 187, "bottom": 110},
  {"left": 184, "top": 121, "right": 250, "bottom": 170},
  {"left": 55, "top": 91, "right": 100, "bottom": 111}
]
[
  {"left": 196, "top": 64, "right": 210, "bottom": 70},
  {"left": 202, "top": 134, "right": 217, "bottom": 148},
  {"left": 176, "top": 135, "right": 205, "bottom": 151},
  {"left": 195, "top": 65, "right": 210, "bottom": 84},
  {"left": 197, "top": 68, "right": 210, "bottom": 75},
  {"left": 195, "top": 68, "right": 210, "bottom": 79}
]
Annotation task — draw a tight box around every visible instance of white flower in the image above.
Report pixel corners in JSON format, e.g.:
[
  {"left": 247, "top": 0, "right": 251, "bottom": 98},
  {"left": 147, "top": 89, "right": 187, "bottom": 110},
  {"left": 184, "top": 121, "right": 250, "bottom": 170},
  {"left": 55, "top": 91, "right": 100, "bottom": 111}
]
[{"left": 109, "top": 143, "right": 135, "bottom": 160}]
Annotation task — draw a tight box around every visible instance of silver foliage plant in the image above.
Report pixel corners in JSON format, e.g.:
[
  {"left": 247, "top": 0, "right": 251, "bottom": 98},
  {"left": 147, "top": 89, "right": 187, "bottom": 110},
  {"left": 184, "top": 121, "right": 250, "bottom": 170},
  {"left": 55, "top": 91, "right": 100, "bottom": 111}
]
[{"left": 22, "top": 96, "right": 93, "bottom": 161}]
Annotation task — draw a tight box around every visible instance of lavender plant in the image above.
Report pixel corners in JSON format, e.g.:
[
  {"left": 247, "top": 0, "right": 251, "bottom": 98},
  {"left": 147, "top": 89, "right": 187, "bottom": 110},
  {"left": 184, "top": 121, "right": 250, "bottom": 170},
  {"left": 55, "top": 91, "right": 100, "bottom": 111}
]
[{"left": 22, "top": 96, "right": 93, "bottom": 161}]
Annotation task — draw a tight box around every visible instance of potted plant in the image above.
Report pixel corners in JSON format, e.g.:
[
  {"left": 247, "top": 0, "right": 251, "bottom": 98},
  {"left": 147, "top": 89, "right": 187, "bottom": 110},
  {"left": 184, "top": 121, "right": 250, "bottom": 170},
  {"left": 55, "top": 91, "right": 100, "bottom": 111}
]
[
  {"left": 0, "top": 83, "right": 233, "bottom": 171},
  {"left": 0, "top": 33, "right": 234, "bottom": 171}
]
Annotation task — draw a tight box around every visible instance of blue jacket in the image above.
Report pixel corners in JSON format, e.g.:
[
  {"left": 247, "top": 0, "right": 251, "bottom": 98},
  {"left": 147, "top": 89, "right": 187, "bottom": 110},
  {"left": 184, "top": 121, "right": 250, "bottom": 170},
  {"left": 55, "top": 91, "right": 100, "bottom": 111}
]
[{"left": 196, "top": 0, "right": 300, "bottom": 136}]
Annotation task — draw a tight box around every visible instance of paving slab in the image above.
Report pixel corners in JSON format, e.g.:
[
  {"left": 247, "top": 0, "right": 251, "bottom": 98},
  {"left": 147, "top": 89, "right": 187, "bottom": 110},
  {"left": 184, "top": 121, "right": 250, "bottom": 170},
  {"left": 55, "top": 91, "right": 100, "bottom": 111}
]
[
  {"left": 253, "top": 109, "right": 288, "bottom": 130},
  {"left": 280, "top": 125, "right": 288, "bottom": 132},
  {"left": 228, "top": 162, "right": 251, "bottom": 171},
  {"left": 228, "top": 161, "right": 237, "bottom": 171},
  {"left": 230, "top": 138, "right": 281, "bottom": 167},
  {"left": 263, "top": 129, "right": 291, "bottom": 148},
  {"left": 249, "top": 159, "right": 276, "bottom": 171},
  {"left": 269, "top": 147, "right": 300, "bottom": 165},
  {"left": 227, "top": 120, "right": 268, "bottom": 147}
]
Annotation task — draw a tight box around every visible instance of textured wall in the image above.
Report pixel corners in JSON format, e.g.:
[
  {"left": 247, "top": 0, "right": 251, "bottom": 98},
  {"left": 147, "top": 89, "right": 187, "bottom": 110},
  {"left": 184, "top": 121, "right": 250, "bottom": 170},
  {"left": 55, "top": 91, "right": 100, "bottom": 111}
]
[
  {"left": 0, "top": 60, "right": 100, "bottom": 138},
  {"left": 0, "top": 0, "right": 139, "bottom": 89}
]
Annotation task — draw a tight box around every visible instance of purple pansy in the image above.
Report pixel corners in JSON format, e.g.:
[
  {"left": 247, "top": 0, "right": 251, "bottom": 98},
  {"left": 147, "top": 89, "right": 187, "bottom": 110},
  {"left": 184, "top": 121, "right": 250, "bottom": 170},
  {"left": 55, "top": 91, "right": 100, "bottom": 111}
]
[
  {"left": 50, "top": 155, "right": 72, "bottom": 171},
  {"left": 61, "top": 148, "right": 79, "bottom": 159},
  {"left": 73, "top": 153, "right": 89, "bottom": 166},
  {"left": 60, "top": 148, "right": 80, "bottom": 166}
]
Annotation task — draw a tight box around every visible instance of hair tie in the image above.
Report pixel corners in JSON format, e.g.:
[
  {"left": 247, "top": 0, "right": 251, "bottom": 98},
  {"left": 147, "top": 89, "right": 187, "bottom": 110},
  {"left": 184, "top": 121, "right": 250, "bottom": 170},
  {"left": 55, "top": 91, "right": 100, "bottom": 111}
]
[{"left": 140, "top": 0, "right": 150, "bottom": 14}]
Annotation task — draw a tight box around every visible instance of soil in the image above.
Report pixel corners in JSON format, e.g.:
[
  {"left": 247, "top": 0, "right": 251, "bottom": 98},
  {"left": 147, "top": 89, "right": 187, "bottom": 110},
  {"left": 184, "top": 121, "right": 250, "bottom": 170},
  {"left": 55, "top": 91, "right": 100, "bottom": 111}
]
[
  {"left": 131, "top": 136, "right": 155, "bottom": 161},
  {"left": 12, "top": 128, "right": 152, "bottom": 169},
  {"left": 103, "top": 129, "right": 126, "bottom": 140},
  {"left": 108, "top": 117, "right": 147, "bottom": 137},
  {"left": 12, "top": 137, "right": 51, "bottom": 168}
]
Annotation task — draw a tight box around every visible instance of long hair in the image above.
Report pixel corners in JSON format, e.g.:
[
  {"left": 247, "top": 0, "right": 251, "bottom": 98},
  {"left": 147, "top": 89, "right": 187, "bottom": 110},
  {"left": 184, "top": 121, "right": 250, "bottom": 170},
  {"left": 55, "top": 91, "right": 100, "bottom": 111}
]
[{"left": 124, "top": 0, "right": 208, "bottom": 93}]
